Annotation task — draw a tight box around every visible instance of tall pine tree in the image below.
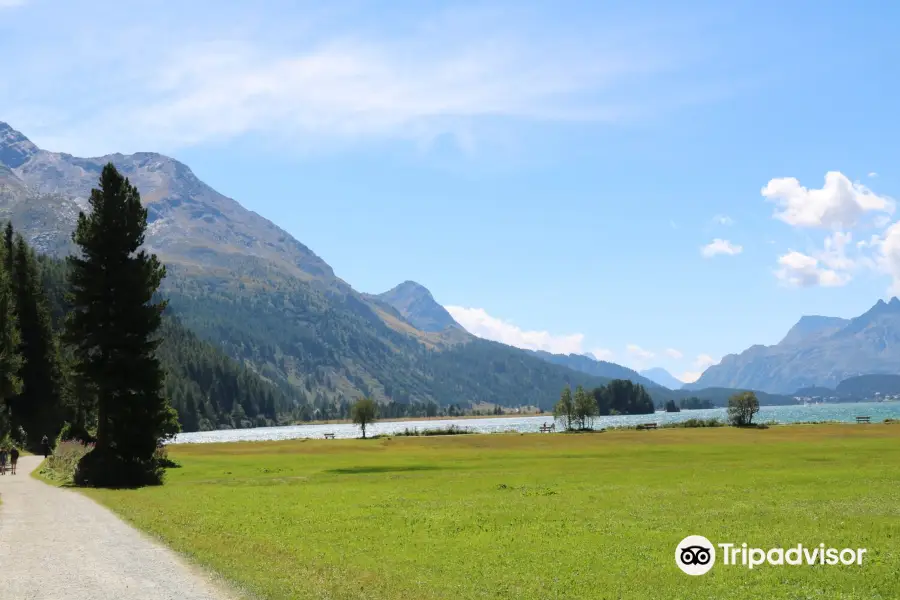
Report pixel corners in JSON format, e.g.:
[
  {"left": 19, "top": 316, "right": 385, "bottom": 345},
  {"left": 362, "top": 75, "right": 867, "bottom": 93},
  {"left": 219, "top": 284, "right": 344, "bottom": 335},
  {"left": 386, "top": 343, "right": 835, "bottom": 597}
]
[
  {"left": 65, "top": 163, "right": 179, "bottom": 486},
  {"left": 0, "top": 235, "right": 23, "bottom": 441},
  {"left": 9, "top": 233, "right": 65, "bottom": 446}
]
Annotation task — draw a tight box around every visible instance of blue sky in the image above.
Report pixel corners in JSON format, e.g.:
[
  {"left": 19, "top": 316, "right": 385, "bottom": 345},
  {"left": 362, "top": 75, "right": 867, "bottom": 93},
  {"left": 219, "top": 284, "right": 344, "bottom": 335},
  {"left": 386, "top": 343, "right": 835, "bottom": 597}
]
[{"left": 3, "top": 0, "right": 900, "bottom": 382}]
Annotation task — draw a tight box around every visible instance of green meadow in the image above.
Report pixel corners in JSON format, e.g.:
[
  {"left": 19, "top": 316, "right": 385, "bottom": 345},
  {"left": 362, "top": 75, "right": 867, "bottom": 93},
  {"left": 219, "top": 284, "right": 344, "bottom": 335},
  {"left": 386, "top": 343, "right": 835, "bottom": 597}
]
[{"left": 85, "top": 426, "right": 900, "bottom": 600}]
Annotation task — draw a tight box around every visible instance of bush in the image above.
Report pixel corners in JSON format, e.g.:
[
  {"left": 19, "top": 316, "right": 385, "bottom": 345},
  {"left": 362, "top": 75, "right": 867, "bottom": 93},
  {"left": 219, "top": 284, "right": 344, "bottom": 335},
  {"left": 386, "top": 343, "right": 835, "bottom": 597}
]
[
  {"left": 395, "top": 425, "right": 471, "bottom": 437},
  {"left": 74, "top": 447, "right": 167, "bottom": 488},
  {"left": 663, "top": 418, "right": 724, "bottom": 428},
  {"left": 40, "top": 439, "right": 94, "bottom": 484}
]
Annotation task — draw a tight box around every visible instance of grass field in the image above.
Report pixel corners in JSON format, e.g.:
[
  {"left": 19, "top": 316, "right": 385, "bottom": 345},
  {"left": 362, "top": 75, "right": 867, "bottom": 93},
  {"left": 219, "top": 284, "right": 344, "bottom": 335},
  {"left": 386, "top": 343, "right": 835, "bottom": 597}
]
[{"left": 85, "top": 425, "right": 900, "bottom": 600}]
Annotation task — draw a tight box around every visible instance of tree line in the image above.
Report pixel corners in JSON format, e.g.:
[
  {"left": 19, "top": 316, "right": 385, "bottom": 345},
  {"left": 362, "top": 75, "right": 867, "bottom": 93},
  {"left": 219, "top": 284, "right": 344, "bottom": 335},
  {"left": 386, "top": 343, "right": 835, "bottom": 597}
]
[{"left": 553, "top": 380, "right": 655, "bottom": 430}]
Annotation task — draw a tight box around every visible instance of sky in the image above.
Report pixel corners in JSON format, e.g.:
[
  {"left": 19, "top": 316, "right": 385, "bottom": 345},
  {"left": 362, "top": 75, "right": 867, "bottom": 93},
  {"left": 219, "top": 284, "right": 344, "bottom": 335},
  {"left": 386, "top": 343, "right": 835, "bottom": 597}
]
[{"left": 2, "top": 0, "right": 900, "bottom": 383}]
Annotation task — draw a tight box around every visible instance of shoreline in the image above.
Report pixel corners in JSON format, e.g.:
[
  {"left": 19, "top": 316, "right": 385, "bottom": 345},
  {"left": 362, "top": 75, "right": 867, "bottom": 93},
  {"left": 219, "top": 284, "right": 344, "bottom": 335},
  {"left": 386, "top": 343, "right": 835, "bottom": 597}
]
[{"left": 288, "top": 412, "right": 547, "bottom": 426}]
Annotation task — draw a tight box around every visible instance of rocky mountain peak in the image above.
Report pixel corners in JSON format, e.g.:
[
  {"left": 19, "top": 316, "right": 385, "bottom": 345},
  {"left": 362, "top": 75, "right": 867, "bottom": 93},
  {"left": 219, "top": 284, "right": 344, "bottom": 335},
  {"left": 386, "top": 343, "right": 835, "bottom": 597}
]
[
  {"left": 0, "top": 122, "right": 39, "bottom": 169},
  {"left": 0, "top": 121, "right": 338, "bottom": 282},
  {"left": 377, "top": 281, "right": 461, "bottom": 333}
]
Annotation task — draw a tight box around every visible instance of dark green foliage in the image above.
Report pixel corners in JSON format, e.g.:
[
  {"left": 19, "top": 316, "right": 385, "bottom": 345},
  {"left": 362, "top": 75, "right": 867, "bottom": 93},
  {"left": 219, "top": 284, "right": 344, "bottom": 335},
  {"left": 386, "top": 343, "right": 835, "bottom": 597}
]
[
  {"left": 395, "top": 425, "right": 471, "bottom": 436},
  {"left": 0, "top": 234, "right": 23, "bottom": 440},
  {"left": 156, "top": 316, "right": 294, "bottom": 432},
  {"left": 592, "top": 379, "right": 655, "bottom": 416},
  {"left": 161, "top": 265, "right": 607, "bottom": 412},
  {"left": 554, "top": 387, "right": 575, "bottom": 430},
  {"left": 835, "top": 374, "right": 900, "bottom": 398},
  {"left": 573, "top": 385, "right": 598, "bottom": 429},
  {"left": 351, "top": 396, "right": 377, "bottom": 439},
  {"left": 8, "top": 234, "right": 64, "bottom": 446},
  {"left": 660, "top": 418, "right": 724, "bottom": 428},
  {"left": 65, "top": 164, "right": 178, "bottom": 486},
  {"left": 727, "top": 391, "right": 760, "bottom": 426},
  {"left": 664, "top": 399, "right": 680, "bottom": 413},
  {"left": 679, "top": 397, "right": 714, "bottom": 410}
]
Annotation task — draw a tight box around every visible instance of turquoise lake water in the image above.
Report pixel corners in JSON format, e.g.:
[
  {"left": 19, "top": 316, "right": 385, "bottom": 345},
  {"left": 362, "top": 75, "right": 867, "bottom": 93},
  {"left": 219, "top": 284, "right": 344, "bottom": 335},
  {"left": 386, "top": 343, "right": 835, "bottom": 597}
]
[{"left": 172, "top": 401, "right": 900, "bottom": 444}]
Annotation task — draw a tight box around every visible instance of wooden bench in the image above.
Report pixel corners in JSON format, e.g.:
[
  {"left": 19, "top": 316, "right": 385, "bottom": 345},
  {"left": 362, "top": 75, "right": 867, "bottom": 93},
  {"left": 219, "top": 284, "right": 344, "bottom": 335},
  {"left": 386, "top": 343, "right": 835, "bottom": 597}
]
[
  {"left": 323, "top": 433, "right": 336, "bottom": 439},
  {"left": 855, "top": 416, "right": 870, "bottom": 424},
  {"left": 638, "top": 423, "right": 657, "bottom": 430},
  {"left": 539, "top": 424, "right": 555, "bottom": 433}
]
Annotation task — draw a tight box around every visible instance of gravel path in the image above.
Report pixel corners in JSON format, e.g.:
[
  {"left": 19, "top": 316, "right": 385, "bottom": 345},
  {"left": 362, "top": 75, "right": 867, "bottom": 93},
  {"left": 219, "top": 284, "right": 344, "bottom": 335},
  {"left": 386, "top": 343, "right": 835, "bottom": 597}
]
[{"left": 0, "top": 456, "right": 240, "bottom": 600}]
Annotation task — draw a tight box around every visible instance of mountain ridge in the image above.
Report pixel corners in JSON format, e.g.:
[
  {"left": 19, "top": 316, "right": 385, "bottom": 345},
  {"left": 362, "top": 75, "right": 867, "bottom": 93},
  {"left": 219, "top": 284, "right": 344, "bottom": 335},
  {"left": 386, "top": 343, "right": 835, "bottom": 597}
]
[
  {"left": 640, "top": 367, "right": 684, "bottom": 389},
  {"left": 686, "top": 298, "right": 900, "bottom": 393}
]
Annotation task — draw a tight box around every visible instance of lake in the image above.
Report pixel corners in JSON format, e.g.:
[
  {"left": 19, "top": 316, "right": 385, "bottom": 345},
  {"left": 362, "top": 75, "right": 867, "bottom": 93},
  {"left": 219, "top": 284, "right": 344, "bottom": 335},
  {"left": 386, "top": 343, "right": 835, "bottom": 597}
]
[{"left": 171, "top": 401, "right": 900, "bottom": 444}]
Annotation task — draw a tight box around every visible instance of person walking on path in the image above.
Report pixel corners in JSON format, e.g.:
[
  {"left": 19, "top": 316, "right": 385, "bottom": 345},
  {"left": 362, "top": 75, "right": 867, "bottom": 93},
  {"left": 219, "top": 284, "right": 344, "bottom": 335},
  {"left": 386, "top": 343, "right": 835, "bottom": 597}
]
[
  {"left": 41, "top": 435, "right": 50, "bottom": 459},
  {"left": 0, "top": 447, "right": 7, "bottom": 475},
  {"left": 10, "top": 445, "right": 19, "bottom": 475}
]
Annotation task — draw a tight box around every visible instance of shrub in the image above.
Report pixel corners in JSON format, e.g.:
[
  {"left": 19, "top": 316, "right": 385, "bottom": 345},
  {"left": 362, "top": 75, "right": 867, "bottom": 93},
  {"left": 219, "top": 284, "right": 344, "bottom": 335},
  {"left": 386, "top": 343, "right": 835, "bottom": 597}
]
[
  {"left": 395, "top": 425, "right": 471, "bottom": 437},
  {"left": 663, "top": 418, "right": 724, "bottom": 428},
  {"left": 40, "top": 440, "right": 94, "bottom": 484},
  {"left": 74, "top": 447, "right": 166, "bottom": 488}
]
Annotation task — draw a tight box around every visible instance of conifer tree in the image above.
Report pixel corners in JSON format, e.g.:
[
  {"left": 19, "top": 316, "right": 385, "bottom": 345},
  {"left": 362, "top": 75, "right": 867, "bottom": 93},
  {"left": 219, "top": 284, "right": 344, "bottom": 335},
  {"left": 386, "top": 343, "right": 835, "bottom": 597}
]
[
  {"left": 65, "top": 163, "right": 179, "bottom": 486},
  {"left": 10, "top": 234, "right": 65, "bottom": 445},
  {"left": 0, "top": 237, "right": 23, "bottom": 440}
]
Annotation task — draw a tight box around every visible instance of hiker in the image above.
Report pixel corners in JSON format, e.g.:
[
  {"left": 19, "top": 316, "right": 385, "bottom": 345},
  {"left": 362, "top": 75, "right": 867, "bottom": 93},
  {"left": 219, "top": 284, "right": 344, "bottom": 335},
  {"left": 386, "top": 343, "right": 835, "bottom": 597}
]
[
  {"left": 0, "top": 447, "right": 7, "bottom": 475},
  {"left": 9, "top": 446, "right": 18, "bottom": 475},
  {"left": 41, "top": 435, "right": 50, "bottom": 459}
]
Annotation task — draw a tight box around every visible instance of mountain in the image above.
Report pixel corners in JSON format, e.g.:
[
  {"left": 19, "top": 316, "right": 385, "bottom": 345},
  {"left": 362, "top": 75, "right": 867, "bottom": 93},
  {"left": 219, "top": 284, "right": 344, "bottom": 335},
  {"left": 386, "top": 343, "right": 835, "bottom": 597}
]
[
  {"left": 529, "top": 351, "right": 661, "bottom": 388},
  {"left": 778, "top": 315, "right": 850, "bottom": 346},
  {"left": 0, "top": 121, "right": 613, "bottom": 411},
  {"left": 372, "top": 281, "right": 462, "bottom": 332},
  {"left": 640, "top": 367, "right": 683, "bottom": 389},
  {"left": 686, "top": 298, "right": 900, "bottom": 393}
]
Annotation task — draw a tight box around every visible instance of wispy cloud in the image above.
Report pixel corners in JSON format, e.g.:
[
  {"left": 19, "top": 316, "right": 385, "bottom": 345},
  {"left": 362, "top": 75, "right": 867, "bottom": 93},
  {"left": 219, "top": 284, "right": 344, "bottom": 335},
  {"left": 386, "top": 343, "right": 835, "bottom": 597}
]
[
  {"left": 0, "top": 3, "right": 737, "bottom": 156},
  {"left": 701, "top": 238, "right": 742, "bottom": 257},
  {"left": 664, "top": 348, "right": 683, "bottom": 359},
  {"left": 445, "top": 305, "right": 586, "bottom": 355},
  {"left": 0, "top": 0, "right": 27, "bottom": 7},
  {"left": 712, "top": 214, "right": 734, "bottom": 226},
  {"left": 680, "top": 353, "right": 717, "bottom": 383}
]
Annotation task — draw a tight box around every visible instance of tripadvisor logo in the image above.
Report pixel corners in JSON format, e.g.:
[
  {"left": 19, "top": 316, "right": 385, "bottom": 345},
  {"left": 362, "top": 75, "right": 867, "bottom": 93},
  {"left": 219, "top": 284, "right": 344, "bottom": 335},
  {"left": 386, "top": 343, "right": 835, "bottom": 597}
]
[{"left": 675, "top": 536, "right": 867, "bottom": 575}]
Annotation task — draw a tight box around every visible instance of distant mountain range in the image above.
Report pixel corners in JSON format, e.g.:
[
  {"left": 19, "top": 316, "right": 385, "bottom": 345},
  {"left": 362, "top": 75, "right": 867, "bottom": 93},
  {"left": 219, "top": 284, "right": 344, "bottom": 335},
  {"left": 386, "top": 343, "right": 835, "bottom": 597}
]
[
  {"left": 527, "top": 351, "right": 660, "bottom": 389},
  {"left": 686, "top": 298, "right": 900, "bottom": 393},
  {"left": 640, "top": 367, "right": 684, "bottom": 389}
]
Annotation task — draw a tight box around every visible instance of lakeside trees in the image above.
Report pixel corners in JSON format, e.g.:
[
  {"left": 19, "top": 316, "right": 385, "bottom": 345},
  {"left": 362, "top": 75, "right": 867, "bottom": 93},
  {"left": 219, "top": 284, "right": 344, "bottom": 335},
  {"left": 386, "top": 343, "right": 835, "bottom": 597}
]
[
  {"left": 351, "top": 397, "right": 377, "bottom": 438},
  {"left": 555, "top": 380, "right": 655, "bottom": 430},
  {"left": 727, "top": 391, "right": 760, "bottom": 426}
]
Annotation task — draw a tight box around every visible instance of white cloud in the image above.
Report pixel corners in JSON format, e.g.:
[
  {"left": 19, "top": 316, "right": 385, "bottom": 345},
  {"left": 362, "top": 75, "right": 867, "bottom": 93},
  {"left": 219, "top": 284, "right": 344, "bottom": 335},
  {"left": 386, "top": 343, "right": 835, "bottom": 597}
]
[
  {"left": 626, "top": 344, "right": 655, "bottom": 360},
  {"left": 680, "top": 354, "right": 717, "bottom": 382},
  {"left": 445, "top": 306, "right": 586, "bottom": 355},
  {"left": 875, "top": 222, "right": 900, "bottom": 295},
  {"left": 694, "top": 354, "right": 717, "bottom": 369},
  {"left": 712, "top": 214, "right": 734, "bottom": 226},
  {"left": 679, "top": 371, "right": 702, "bottom": 383},
  {"left": 869, "top": 172, "right": 878, "bottom": 178},
  {"left": 1, "top": 7, "right": 724, "bottom": 156},
  {"left": 701, "top": 238, "right": 743, "bottom": 257},
  {"left": 774, "top": 250, "right": 850, "bottom": 288},
  {"left": 0, "top": 0, "right": 26, "bottom": 7},
  {"left": 762, "top": 171, "right": 894, "bottom": 230},
  {"left": 591, "top": 348, "right": 615, "bottom": 361},
  {"left": 664, "top": 348, "right": 683, "bottom": 359}
]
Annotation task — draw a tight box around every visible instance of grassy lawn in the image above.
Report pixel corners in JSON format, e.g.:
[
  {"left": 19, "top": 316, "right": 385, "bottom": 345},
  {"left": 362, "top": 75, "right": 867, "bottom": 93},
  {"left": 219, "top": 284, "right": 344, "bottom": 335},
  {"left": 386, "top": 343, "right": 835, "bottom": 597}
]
[{"left": 84, "top": 425, "right": 900, "bottom": 600}]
